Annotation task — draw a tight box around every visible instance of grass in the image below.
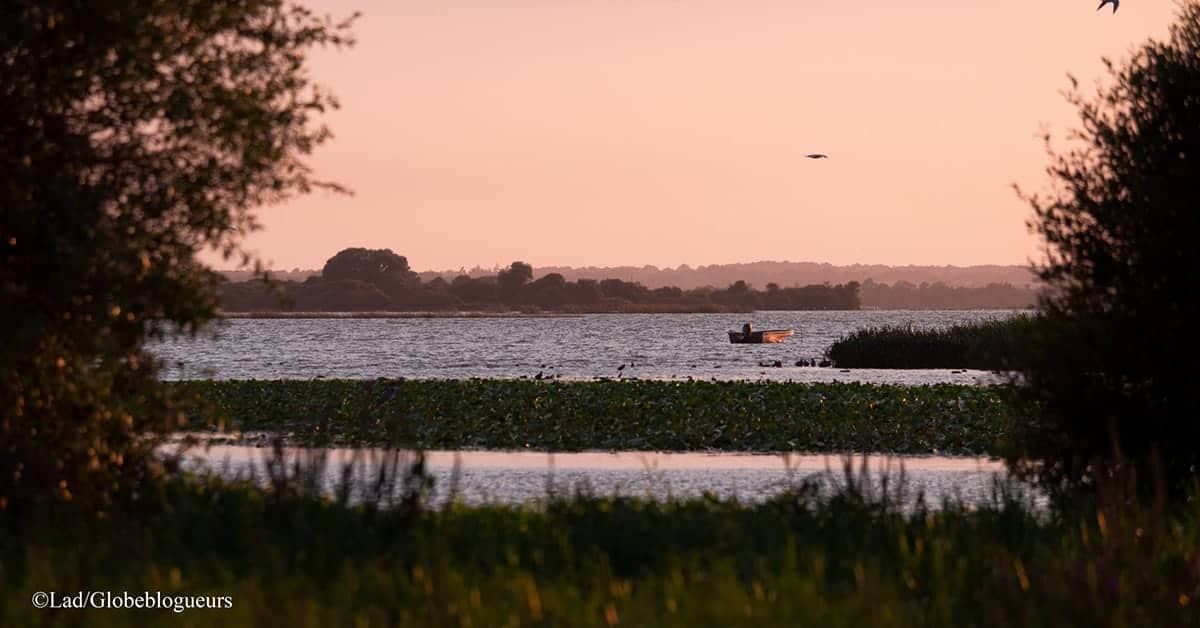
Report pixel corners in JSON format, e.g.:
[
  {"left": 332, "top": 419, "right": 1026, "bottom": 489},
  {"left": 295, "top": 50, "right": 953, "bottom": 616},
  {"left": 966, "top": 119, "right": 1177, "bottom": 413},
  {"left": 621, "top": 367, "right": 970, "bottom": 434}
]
[
  {"left": 826, "top": 316, "right": 1037, "bottom": 370},
  {"left": 3, "top": 454, "right": 1198, "bottom": 627},
  {"left": 170, "top": 379, "right": 1025, "bottom": 455}
]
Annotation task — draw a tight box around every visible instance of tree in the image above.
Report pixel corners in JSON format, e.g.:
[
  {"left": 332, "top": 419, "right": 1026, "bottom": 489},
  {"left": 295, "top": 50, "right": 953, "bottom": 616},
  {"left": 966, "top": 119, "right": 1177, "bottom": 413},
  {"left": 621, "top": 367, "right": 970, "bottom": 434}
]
[
  {"left": 1, "top": 1, "right": 353, "bottom": 513},
  {"left": 321, "top": 248, "right": 417, "bottom": 291},
  {"left": 842, "top": 281, "right": 862, "bottom": 310},
  {"left": 293, "top": 279, "right": 392, "bottom": 311},
  {"left": 497, "top": 261, "right": 533, "bottom": 301},
  {"left": 714, "top": 280, "right": 759, "bottom": 309},
  {"left": 599, "top": 278, "right": 648, "bottom": 303},
  {"left": 524, "top": 273, "right": 568, "bottom": 308},
  {"left": 567, "top": 278, "right": 602, "bottom": 306},
  {"left": 1014, "top": 2, "right": 1200, "bottom": 497},
  {"left": 450, "top": 275, "right": 498, "bottom": 305}
]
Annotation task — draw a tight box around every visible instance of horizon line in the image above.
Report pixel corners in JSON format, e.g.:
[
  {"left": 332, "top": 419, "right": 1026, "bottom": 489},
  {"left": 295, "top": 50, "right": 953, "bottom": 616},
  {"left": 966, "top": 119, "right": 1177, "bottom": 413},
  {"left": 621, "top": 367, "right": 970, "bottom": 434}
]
[{"left": 216, "top": 259, "right": 1037, "bottom": 273}]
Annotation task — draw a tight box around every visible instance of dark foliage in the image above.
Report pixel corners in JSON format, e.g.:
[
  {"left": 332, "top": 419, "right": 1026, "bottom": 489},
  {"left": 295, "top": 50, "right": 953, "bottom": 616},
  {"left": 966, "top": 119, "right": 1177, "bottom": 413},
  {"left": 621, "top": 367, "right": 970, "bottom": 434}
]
[
  {"left": 0, "top": 1, "right": 352, "bottom": 513},
  {"left": 218, "top": 250, "right": 863, "bottom": 312},
  {"left": 321, "top": 248, "right": 417, "bottom": 291},
  {"left": 497, "top": 260, "right": 534, "bottom": 302},
  {"left": 4, "top": 458, "right": 1199, "bottom": 626},
  {"left": 859, "top": 279, "right": 1038, "bottom": 309},
  {"left": 1014, "top": 3, "right": 1200, "bottom": 497}
]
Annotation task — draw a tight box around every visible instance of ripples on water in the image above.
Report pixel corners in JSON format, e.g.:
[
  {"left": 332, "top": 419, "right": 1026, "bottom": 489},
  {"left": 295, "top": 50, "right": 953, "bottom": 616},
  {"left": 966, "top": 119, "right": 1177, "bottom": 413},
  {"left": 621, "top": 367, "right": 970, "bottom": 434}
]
[
  {"left": 153, "top": 310, "right": 1020, "bottom": 383},
  {"left": 180, "top": 445, "right": 1036, "bottom": 509}
]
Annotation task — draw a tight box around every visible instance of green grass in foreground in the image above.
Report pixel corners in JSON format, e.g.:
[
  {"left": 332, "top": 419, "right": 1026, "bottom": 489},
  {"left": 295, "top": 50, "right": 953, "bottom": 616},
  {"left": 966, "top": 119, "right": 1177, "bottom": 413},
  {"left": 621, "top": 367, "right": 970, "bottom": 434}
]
[
  {"left": 172, "top": 379, "right": 1024, "bottom": 455},
  {"left": 826, "top": 317, "right": 1037, "bottom": 370},
  {"left": 3, "top": 458, "right": 1198, "bottom": 627}
]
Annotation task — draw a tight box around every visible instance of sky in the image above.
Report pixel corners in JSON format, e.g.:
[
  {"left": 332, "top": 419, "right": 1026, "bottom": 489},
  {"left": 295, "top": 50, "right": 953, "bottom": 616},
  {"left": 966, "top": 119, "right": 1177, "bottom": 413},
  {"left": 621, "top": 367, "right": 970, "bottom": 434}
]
[{"left": 221, "top": 0, "right": 1177, "bottom": 271}]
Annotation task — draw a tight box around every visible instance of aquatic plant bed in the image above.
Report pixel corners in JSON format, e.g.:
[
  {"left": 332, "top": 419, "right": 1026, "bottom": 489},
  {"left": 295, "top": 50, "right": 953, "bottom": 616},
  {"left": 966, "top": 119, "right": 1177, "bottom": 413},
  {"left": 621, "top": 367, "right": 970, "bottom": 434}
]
[
  {"left": 6, "top": 472, "right": 1197, "bottom": 627},
  {"left": 172, "top": 380, "right": 1024, "bottom": 455},
  {"left": 826, "top": 316, "right": 1037, "bottom": 369}
]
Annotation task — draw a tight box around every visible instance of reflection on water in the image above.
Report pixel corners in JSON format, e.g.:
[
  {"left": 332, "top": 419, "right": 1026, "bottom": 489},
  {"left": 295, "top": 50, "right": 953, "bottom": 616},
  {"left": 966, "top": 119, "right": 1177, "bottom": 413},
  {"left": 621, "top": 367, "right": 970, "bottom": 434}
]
[
  {"left": 177, "top": 444, "right": 1037, "bottom": 509},
  {"left": 152, "top": 310, "right": 1019, "bottom": 384}
]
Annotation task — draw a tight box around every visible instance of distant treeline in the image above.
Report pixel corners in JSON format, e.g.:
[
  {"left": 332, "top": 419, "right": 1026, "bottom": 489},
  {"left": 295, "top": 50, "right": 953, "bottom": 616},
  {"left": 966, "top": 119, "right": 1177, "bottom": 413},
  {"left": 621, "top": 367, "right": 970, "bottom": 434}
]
[
  {"left": 417, "top": 261, "right": 1037, "bottom": 291},
  {"left": 219, "top": 261, "right": 1036, "bottom": 289},
  {"left": 220, "top": 261, "right": 1038, "bottom": 310},
  {"left": 859, "top": 279, "right": 1038, "bottom": 310},
  {"left": 219, "top": 248, "right": 862, "bottom": 313}
]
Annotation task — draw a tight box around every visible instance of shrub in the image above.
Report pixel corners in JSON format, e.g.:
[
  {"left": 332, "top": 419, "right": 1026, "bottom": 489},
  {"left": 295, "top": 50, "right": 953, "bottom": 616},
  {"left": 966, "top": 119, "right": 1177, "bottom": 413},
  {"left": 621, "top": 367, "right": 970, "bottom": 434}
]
[
  {"left": 0, "top": 2, "right": 353, "bottom": 514},
  {"left": 1014, "top": 2, "right": 1200, "bottom": 497}
]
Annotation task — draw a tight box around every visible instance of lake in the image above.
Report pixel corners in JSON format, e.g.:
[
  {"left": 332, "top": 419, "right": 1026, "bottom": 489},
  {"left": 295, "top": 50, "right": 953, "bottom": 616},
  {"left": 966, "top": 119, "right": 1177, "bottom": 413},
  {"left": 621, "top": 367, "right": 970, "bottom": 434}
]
[
  {"left": 153, "top": 309, "right": 1020, "bottom": 383},
  {"left": 177, "top": 443, "right": 1034, "bottom": 509}
]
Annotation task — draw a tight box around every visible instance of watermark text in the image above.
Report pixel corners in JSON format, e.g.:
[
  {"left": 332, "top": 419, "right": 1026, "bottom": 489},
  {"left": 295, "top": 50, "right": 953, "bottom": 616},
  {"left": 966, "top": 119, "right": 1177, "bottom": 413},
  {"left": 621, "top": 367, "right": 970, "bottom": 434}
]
[{"left": 31, "top": 591, "right": 232, "bottom": 613}]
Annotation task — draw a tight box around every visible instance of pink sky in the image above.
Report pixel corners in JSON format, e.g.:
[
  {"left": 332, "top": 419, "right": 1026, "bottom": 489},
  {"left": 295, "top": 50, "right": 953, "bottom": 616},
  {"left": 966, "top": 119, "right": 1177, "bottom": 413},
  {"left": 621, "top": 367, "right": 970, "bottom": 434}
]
[{"left": 222, "top": 0, "right": 1175, "bottom": 271}]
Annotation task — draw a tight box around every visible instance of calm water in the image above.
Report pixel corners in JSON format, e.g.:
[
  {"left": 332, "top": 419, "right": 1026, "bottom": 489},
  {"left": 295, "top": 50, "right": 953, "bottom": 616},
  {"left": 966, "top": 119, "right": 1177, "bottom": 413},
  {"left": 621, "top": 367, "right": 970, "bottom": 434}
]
[
  {"left": 153, "top": 310, "right": 1020, "bottom": 383},
  {"left": 179, "top": 444, "right": 1034, "bottom": 509}
]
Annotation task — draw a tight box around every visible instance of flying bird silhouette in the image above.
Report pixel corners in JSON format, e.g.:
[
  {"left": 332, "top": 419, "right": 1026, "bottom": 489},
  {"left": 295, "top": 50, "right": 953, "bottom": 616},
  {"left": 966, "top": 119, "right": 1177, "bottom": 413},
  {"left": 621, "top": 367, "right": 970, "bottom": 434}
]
[
  {"left": 805, "top": 154, "right": 829, "bottom": 159},
  {"left": 1096, "top": 0, "right": 1118, "bottom": 13}
]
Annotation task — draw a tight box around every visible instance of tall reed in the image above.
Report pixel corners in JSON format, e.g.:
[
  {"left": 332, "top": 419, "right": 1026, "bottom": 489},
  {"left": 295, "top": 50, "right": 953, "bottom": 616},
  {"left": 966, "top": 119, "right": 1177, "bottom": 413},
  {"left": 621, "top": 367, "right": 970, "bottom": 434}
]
[{"left": 826, "top": 316, "right": 1037, "bottom": 369}]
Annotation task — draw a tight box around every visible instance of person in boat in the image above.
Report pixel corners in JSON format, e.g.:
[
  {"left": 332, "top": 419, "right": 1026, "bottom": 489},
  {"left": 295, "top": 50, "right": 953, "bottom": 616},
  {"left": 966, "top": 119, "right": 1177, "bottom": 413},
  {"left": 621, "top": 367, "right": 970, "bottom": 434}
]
[{"left": 742, "top": 323, "right": 752, "bottom": 339}]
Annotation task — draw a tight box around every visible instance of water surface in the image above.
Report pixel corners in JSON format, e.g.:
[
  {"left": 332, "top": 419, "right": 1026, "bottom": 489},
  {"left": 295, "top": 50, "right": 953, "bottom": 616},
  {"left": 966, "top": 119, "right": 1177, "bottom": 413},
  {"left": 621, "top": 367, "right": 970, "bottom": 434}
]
[
  {"left": 180, "top": 444, "right": 1032, "bottom": 509},
  {"left": 154, "top": 310, "right": 1019, "bottom": 383}
]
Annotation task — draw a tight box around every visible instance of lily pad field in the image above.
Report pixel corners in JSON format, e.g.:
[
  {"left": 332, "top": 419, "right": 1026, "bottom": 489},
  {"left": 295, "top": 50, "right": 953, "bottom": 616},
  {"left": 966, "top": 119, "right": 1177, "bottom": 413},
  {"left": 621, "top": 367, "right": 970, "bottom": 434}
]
[{"left": 172, "top": 380, "right": 1025, "bottom": 455}]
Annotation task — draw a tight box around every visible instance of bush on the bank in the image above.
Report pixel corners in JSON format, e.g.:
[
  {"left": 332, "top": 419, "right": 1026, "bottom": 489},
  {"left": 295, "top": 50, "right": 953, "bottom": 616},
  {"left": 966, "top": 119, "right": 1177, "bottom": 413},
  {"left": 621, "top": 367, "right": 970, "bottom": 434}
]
[{"left": 1015, "top": 2, "right": 1200, "bottom": 498}]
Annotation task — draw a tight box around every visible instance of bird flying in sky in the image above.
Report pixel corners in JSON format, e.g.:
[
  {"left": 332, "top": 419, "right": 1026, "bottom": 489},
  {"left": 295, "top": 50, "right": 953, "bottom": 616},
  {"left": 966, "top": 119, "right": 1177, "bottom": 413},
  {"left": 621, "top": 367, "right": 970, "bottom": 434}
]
[
  {"left": 805, "top": 154, "right": 829, "bottom": 159},
  {"left": 1096, "top": 0, "right": 1118, "bottom": 14}
]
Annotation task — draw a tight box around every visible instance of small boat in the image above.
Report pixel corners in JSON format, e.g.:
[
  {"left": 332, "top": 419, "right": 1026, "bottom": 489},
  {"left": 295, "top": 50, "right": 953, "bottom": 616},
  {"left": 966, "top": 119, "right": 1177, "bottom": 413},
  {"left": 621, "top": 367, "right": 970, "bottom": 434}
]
[{"left": 728, "top": 329, "right": 795, "bottom": 344}]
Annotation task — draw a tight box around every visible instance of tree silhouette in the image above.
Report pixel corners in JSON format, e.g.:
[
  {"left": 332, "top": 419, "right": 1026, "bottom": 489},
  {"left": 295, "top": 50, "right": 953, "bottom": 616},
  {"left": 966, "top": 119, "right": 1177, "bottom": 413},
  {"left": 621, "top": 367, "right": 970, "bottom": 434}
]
[
  {"left": 1, "top": 1, "right": 353, "bottom": 511},
  {"left": 525, "top": 273, "right": 568, "bottom": 308},
  {"left": 1015, "top": 2, "right": 1200, "bottom": 496},
  {"left": 497, "top": 261, "right": 533, "bottom": 301},
  {"left": 322, "top": 248, "right": 416, "bottom": 292}
]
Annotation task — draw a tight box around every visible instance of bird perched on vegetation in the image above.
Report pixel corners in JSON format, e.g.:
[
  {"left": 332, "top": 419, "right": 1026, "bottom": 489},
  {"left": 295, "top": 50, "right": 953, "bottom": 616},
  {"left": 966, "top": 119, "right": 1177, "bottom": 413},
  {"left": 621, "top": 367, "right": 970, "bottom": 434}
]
[
  {"left": 1097, "top": 0, "right": 1118, "bottom": 13},
  {"left": 805, "top": 153, "right": 829, "bottom": 159}
]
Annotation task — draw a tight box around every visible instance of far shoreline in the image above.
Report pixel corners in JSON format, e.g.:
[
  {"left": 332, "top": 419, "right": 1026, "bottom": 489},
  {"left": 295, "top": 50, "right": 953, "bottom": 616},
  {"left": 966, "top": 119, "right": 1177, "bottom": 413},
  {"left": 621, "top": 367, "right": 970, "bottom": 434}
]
[{"left": 219, "top": 307, "right": 1029, "bottom": 319}]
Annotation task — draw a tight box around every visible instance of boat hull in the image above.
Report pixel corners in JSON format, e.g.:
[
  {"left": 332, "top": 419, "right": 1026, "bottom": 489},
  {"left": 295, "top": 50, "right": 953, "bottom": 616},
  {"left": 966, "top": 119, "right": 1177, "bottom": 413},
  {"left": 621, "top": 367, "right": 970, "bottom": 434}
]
[{"left": 728, "top": 329, "right": 794, "bottom": 344}]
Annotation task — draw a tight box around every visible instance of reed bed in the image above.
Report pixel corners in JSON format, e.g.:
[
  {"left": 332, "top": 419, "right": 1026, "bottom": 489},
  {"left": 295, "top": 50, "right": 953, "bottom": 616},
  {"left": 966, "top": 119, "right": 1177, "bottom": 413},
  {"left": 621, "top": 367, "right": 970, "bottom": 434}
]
[
  {"left": 4, "top": 452, "right": 1196, "bottom": 627},
  {"left": 826, "top": 316, "right": 1037, "bottom": 370}
]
